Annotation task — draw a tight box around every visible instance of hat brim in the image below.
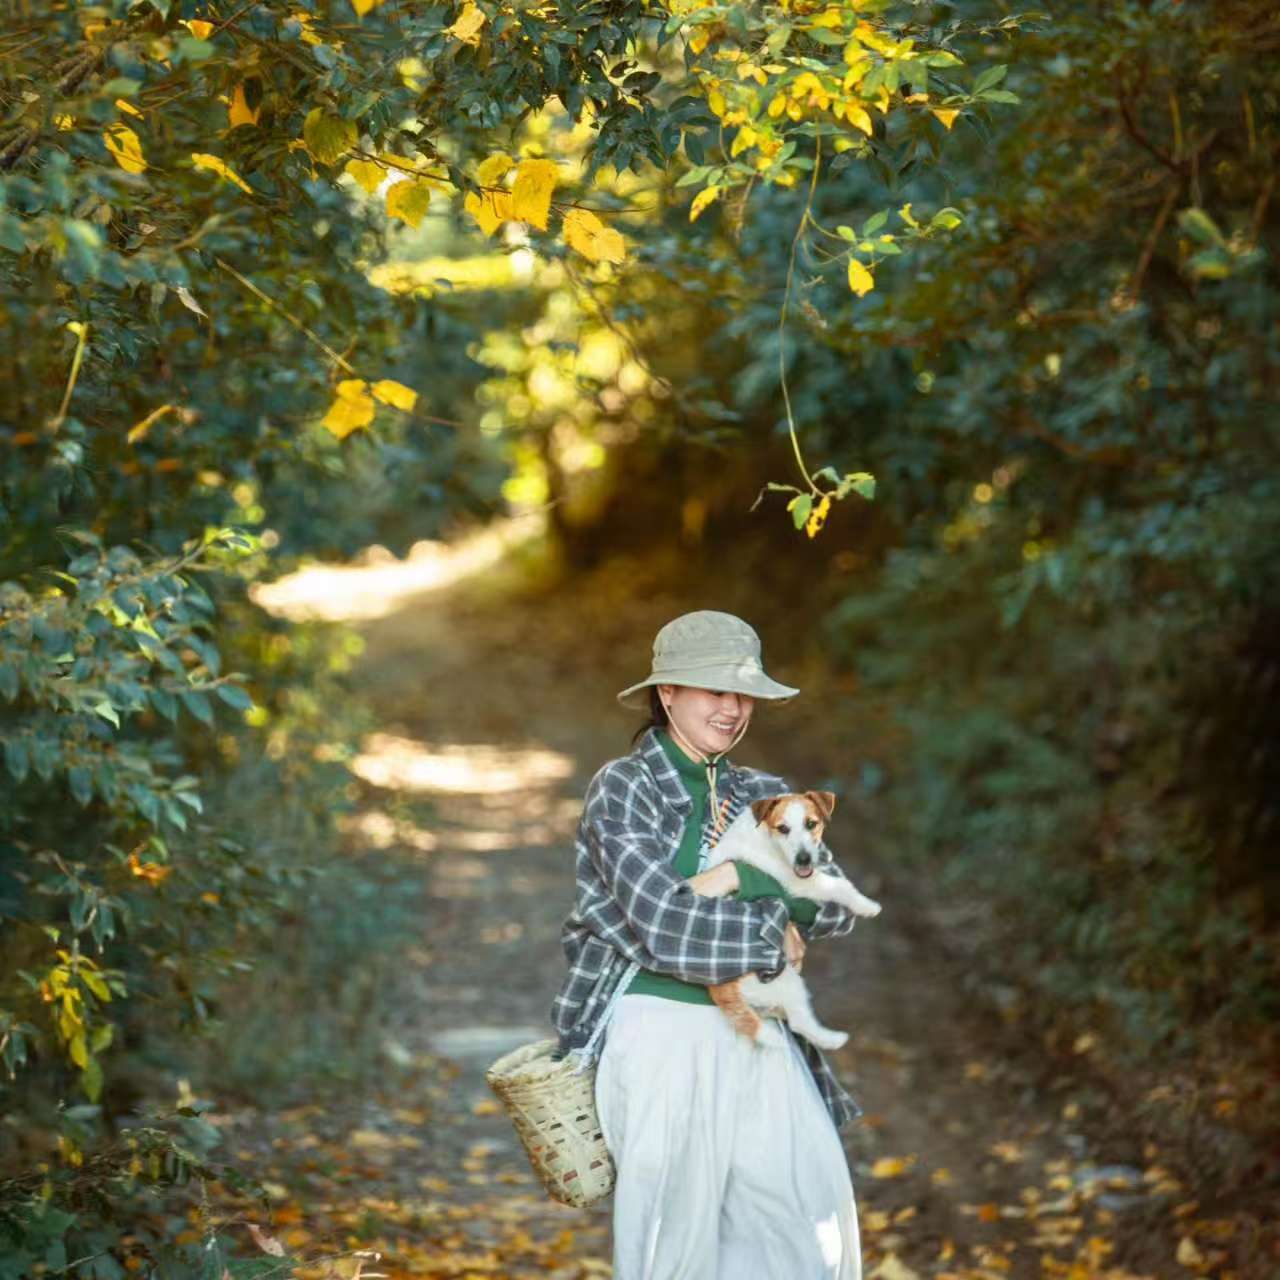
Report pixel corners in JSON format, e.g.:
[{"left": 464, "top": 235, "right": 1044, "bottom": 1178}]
[{"left": 616, "top": 667, "right": 800, "bottom": 710}]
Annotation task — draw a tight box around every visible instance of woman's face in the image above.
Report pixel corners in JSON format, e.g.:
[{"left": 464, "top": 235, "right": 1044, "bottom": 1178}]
[{"left": 658, "top": 684, "right": 755, "bottom": 760}]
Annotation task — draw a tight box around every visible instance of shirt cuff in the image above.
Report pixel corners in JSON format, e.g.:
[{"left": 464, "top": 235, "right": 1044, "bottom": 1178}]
[{"left": 753, "top": 896, "right": 790, "bottom": 969}]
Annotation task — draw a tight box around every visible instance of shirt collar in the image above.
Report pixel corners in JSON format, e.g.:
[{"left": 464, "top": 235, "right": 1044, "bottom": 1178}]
[{"left": 636, "top": 725, "right": 743, "bottom": 811}]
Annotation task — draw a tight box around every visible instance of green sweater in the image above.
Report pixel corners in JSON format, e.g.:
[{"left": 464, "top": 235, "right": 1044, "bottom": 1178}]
[{"left": 626, "top": 730, "right": 817, "bottom": 1005}]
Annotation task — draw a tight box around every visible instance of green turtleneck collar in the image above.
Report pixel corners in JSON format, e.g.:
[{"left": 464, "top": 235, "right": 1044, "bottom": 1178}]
[{"left": 657, "top": 727, "right": 716, "bottom": 794}]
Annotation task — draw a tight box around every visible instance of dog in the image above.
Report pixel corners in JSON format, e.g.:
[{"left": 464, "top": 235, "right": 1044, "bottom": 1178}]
[{"left": 702, "top": 792, "right": 881, "bottom": 1051}]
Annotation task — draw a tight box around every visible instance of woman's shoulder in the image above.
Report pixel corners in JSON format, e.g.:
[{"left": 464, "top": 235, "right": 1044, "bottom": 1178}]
[{"left": 584, "top": 740, "right": 656, "bottom": 806}]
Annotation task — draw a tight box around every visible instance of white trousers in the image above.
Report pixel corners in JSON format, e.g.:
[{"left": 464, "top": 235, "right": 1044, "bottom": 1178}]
[{"left": 595, "top": 995, "right": 862, "bottom": 1280}]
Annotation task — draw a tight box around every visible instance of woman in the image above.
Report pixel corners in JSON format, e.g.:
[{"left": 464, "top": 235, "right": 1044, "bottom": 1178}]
[{"left": 551, "top": 610, "right": 863, "bottom": 1279}]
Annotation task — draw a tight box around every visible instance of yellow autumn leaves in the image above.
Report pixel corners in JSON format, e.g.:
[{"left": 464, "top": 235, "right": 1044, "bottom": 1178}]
[
  {"left": 464, "top": 155, "right": 625, "bottom": 264},
  {"left": 321, "top": 379, "right": 419, "bottom": 440}
]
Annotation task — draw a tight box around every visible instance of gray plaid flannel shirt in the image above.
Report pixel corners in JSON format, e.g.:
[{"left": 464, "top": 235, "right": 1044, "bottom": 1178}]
[{"left": 551, "top": 726, "right": 862, "bottom": 1130}]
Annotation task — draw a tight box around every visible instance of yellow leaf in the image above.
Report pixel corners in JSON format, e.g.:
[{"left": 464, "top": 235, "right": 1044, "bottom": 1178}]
[
  {"left": 127, "top": 403, "right": 177, "bottom": 444},
  {"left": 930, "top": 107, "right": 959, "bottom": 130},
  {"left": 371, "top": 379, "right": 418, "bottom": 412},
  {"left": 228, "top": 82, "right": 260, "bottom": 127},
  {"left": 464, "top": 189, "right": 512, "bottom": 236},
  {"left": 190, "top": 152, "right": 252, "bottom": 193},
  {"left": 476, "top": 151, "right": 514, "bottom": 186},
  {"left": 352, "top": 0, "right": 384, "bottom": 14},
  {"left": 302, "top": 108, "right": 356, "bottom": 165},
  {"left": 707, "top": 87, "right": 726, "bottom": 118},
  {"left": 385, "top": 178, "right": 432, "bottom": 227},
  {"left": 68, "top": 1032, "right": 88, "bottom": 1068},
  {"left": 510, "top": 158, "right": 558, "bottom": 230},
  {"left": 1175, "top": 1237, "right": 1205, "bottom": 1267},
  {"left": 809, "top": 7, "right": 844, "bottom": 28},
  {"left": 847, "top": 257, "right": 874, "bottom": 297},
  {"left": 292, "top": 11, "right": 323, "bottom": 45},
  {"left": 183, "top": 18, "right": 214, "bottom": 39},
  {"left": 54, "top": 113, "right": 75, "bottom": 131},
  {"left": 730, "top": 125, "right": 757, "bottom": 158},
  {"left": 869, "top": 1256, "right": 920, "bottom": 1280},
  {"left": 322, "top": 380, "right": 375, "bottom": 439},
  {"left": 344, "top": 157, "right": 384, "bottom": 194},
  {"left": 103, "top": 124, "right": 146, "bottom": 174},
  {"left": 869, "top": 1155, "right": 914, "bottom": 1178},
  {"left": 899, "top": 201, "right": 918, "bottom": 228},
  {"left": 562, "top": 207, "right": 625, "bottom": 264},
  {"left": 805, "top": 494, "right": 832, "bottom": 539},
  {"left": 447, "top": 2, "right": 486, "bottom": 44},
  {"left": 689, "top": 185, "right": 722, "bottom": 222},
  {"left": 115, "top": 98, "right": 143, "bottom": 118},
  {"left": 844, "top": 104, "right": 873, "bottom": 136}
]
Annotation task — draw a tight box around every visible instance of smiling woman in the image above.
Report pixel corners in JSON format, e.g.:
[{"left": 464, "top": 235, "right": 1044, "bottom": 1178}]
[{"left": 551, "top": 610, "right": 864, "bottom": 1279}]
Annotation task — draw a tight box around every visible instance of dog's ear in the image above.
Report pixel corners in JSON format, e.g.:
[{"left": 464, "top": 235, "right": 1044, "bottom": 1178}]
[
  {"left": 751, "top": 796, "right": 785, "bottom": 825},
  {"left": 805, "top": 790, "right": 836, "bottom": 820}
]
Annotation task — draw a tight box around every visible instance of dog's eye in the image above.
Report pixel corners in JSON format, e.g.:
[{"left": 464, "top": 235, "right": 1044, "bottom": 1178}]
[
  {"left": 804, "top": 818, "right": 818, "bottom": 830},
  {"left": 776, "top": 823, "right": 790, "bottom": 836}
]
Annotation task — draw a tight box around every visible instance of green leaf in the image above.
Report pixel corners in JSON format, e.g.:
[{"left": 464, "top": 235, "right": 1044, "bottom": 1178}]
[
  {"left": 215, "top": 683, "right": 254, "bottom": 711},
  {"left": 861, "top": 210, "right": 888, "bottom": 236},
  {"left": 788, "top": 494, "right": 813, "bottom": 529},
  {"left": 1177, "top": 207, "right": 1224, "bottom": 246},
  {"left": 973, "top": 64, "right": 1008, "bottom": 94},
  {"left": 181, "top": 690, "right": 214, "bottom": 726},
  {"left": 81, "top": 1055, "right": 103, "bottom": 1102},
  {"left": 842, "top": 471, "right": 876, "bottom": 500},
  {"left": 980, "top": 89, "right": 1020, "bottom": 104},
  {"left": 68, "top": 766, "right": 93, "bottom": 806},
  {"left": 303, "top": 109, "right": 358, "bottom": 166},
  {"left": 836, "top": 225, "right": 857, "bottom": 242}
]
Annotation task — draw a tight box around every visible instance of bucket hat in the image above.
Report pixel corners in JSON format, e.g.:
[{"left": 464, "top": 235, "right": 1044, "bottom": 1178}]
[{"left": 616, "top": 610, "right": 799, "bottom": 708}]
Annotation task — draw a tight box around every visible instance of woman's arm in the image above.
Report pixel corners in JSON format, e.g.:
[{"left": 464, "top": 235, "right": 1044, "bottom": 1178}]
[{"left": 583, "top": 777, "right": 789, "bottom": 985}]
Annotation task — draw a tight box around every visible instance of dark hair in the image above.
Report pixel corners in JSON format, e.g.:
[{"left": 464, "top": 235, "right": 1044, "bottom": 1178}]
[{"left": 631, "top": 685, "right": 670, "bottom": 744}]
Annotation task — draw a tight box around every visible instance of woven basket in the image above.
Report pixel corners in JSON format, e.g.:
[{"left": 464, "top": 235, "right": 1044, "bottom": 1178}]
[{"left": 485, "top": 1038, "right": 615, "bottom": 1209}]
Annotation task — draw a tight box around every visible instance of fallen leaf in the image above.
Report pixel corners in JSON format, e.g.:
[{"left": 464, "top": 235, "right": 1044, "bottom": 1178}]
[
  {"left": 869, "top": 1155, "right": 915, "bottom": 1178},
  {"left": 247, "top": 1224, "right": 285, "bottom": 1257}
]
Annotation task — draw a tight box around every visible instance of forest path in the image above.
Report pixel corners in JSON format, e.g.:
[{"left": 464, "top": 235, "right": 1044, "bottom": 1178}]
[{"left": 229, "top": 534, "right": 1205, "bottom": 1280}]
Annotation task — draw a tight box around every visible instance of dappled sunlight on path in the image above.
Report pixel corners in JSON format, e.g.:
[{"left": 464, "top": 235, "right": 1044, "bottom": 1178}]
[{"left": 250, "top": 519, "right": 542, "bottom": 622}]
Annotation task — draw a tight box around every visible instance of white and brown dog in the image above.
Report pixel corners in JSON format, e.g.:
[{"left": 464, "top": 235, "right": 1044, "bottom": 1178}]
[{"left": 702, "top": 792, "right": 880, "bottom": 1051}]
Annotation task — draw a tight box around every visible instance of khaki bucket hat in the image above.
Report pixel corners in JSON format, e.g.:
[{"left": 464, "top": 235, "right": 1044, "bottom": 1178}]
[{"left": 616, "top": 610, "right": 800, "bottom": 709}]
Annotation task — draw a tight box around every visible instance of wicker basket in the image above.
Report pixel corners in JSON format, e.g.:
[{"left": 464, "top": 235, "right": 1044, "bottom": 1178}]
[{"left": 485, "top": 1038, "right": 615, "bottom": 1209}]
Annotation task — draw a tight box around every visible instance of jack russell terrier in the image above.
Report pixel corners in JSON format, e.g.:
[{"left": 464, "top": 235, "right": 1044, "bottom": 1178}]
[{"left": 702, "top": 791, "right": 880, "bottom": 1051}]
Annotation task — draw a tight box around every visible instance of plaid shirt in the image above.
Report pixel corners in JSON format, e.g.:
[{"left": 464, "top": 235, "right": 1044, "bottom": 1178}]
[{"left": 551, "top": 726, "right": 862, "bottom": 1130}]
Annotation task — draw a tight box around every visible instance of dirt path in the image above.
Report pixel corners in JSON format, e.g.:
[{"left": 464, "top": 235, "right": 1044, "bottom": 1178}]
[{"left": 223, "top": 534, "right": 1261, "bottom": 1279}]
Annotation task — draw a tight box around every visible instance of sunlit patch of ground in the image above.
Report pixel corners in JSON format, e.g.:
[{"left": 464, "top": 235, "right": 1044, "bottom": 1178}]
[
  {"left": 350, "top": 735, "right": 575, "bottom": 796},
  {"left": 250, "top": 519, "right": 541, "bottom": 623}
]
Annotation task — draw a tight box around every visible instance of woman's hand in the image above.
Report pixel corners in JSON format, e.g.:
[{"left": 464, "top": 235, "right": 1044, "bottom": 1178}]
[
  {"left": 687, "top": 861, "right": 740, "bottom": 898},
  {"left": 784, "top": 922, "right": 806, "bottom": 971}
]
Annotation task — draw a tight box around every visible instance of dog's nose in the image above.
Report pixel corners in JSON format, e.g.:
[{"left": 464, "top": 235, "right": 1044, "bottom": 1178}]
[{"left": 795, "top": 851, "right": 812, "bottom": 867}]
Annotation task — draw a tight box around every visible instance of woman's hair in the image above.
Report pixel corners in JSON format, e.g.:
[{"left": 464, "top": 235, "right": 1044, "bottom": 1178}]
[{"left": 631, "top": 685, "right": 669, "bottom": 744}]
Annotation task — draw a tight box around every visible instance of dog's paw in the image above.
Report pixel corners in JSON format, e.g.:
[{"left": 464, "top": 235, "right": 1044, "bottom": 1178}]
[
  {"left": 808, "top": 1029, "right": 849, "bottom": 1052},
  {"left": 854, "top": 897, "right": 882, "bottom": 918},
  {"left": 754, "top": 1021, "right": 786, "bottom": 1050}
]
